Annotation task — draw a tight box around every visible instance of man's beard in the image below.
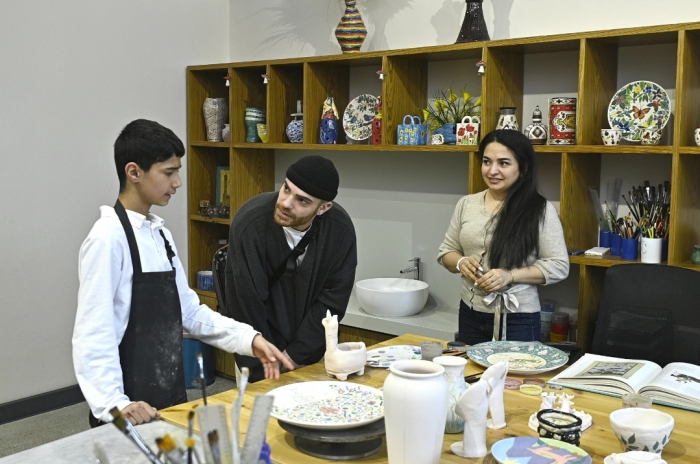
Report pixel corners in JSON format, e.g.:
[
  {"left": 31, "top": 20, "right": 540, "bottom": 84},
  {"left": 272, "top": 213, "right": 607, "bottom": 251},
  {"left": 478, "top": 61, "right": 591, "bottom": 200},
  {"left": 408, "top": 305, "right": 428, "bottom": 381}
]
[{"left": 273, "top": 204, "right": 318, "bottom": 229}]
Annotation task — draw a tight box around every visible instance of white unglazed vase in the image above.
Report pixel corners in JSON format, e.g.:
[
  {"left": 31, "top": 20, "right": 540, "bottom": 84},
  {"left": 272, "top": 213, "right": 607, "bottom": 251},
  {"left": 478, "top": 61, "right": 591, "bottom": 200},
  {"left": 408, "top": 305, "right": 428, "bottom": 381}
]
[
  {"left": 433, "top": 356, "right": 468, "bottom": 433},
  {"left": 383, "top": 360, "right": 448, "bottom": 464}
]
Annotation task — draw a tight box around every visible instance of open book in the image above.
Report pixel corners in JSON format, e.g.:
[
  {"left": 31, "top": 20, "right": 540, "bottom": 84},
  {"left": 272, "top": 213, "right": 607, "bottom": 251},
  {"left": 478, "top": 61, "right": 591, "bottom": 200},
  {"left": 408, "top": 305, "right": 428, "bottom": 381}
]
[{"left": 547, "top": 353, "right": 700, "bottom": 413}]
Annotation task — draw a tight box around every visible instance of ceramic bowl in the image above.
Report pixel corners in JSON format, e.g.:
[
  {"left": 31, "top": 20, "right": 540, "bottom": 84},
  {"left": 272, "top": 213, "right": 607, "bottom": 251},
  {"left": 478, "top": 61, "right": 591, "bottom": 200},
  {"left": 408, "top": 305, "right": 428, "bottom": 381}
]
[
  {"left": 640, "top": 128, "right": 664, "bottom": 145},
  {"left": 604, "top": 450, "right": 668, "bottom": 464},
  {"left": 601, "top": 129, "right": 623, "bottom": 145},
  {"left": 537, "top": 409, "right": 583, "bottom": 446},
  {"left": 609, "top": 408, "right": 674, "bottom": 454}
]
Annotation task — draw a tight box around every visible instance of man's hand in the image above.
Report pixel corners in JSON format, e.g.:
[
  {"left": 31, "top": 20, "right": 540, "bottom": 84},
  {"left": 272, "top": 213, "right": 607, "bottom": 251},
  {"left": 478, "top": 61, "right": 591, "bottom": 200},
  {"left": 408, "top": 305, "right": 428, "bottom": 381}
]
[
  {"left": 252, "top": 334, "right": 296, "bottom": 379},
  {"left": 280, "top": 349, "right": 303, "bottom": 374},
  {"left": 121, "top": 401, "right": 159, "bottom": 425}
]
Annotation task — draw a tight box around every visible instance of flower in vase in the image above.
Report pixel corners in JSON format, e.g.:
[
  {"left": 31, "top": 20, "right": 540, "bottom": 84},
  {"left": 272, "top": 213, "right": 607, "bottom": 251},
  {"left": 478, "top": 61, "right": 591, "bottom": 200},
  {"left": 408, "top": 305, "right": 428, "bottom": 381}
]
[{"left": 421, "top": 87, "right": 481, "bottom": 131}]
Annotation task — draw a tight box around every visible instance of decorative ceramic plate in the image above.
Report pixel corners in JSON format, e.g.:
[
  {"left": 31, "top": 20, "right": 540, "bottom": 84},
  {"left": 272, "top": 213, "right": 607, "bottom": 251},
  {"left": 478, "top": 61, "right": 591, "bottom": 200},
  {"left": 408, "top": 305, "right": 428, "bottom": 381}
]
[
  {"left": 342, "top": 94, "right": 379, "bottom": 142},
  {"left": 467, "top": 341, "right": 568, "bottom": 375},
  {"left": 366, "top": 345, "right": 422, "bottom": 367},
  {"left": 491, "top": 437, "right": 592, "bottom": 464},
  {"left": 607, "top": 80, "right": 671, "bottom": 142},
  {"left": 267, "top": 381, "right": 383, "bottom": 430}
]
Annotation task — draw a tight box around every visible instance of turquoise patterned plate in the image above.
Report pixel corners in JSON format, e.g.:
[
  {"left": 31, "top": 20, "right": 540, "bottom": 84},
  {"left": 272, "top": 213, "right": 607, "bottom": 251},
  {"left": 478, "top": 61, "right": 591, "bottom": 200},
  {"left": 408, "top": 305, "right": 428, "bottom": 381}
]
[
  {"left": 467, "top": 341, "right": 568, "bottom": 375},
  {"left": 607, "top": 80, "right": 670, "bottom": 142},
  {"left": 267, "top": 381, "right": 383, "bottom": 430},
  {"left": 491, "top": 437, "right": 592, "bottom": 464}
]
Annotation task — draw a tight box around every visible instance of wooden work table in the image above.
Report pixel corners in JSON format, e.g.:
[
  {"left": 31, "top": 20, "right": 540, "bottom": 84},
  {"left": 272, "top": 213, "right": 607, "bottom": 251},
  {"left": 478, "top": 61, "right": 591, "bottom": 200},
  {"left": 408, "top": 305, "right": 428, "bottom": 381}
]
[{"left": 160, "top": 334, "right": 700, "bottom": 463}]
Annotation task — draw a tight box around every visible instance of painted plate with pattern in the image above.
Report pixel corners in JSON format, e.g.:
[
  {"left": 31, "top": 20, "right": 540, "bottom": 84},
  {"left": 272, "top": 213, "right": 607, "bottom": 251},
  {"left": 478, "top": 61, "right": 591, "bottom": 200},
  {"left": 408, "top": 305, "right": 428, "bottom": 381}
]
[
  {"left": 267, "top": 381, "right": 384, "bottom": 430},
  {"left": 366, "top": 345, "right": 422, "bottom": 367},
  {"left": 491, "top": 437, "right": 592, "bottom": 464},
  {"left": 342, "top": 94, "right": 379, "bottom": 142},
  {"left": 467, "top": 341, "right": 568, "bottom": 375},
  {"left": 607, "top": 80, "right": 671, "bottom": 142}
]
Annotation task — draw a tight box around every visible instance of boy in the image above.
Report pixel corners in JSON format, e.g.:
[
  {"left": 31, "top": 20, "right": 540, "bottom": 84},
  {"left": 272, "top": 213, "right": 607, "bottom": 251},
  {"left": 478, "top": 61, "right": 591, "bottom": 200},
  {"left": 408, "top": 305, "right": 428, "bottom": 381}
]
[{"left": 73, "top": 119, "right": 293, "bottom": 426}]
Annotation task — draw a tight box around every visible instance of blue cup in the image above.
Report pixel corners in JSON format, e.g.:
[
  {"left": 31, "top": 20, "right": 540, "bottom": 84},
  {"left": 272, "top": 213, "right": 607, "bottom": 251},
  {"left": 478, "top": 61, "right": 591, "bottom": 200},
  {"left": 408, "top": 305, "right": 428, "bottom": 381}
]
[
  {"left": 600, "top": 230, "right": 612, "bottom": 248},
  {"left": 611, "top": 234, "right": 622, "bottom": 256},
  {"left": 621, "top": 238, "right": 638, "bottom": 260},
  {"left": 662, "top": 239, "right": 669, "bottom": 262}
]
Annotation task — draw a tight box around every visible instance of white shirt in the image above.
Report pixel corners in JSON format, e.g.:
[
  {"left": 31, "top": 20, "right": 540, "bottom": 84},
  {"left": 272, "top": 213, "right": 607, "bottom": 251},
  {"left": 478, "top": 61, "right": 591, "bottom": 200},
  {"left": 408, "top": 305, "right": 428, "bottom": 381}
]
[
  {"left": 73, "top": 206, "right": 258, "bottom": 422},
  {"left": 282, "top": 225, "right": 309, "bottom": 265}
]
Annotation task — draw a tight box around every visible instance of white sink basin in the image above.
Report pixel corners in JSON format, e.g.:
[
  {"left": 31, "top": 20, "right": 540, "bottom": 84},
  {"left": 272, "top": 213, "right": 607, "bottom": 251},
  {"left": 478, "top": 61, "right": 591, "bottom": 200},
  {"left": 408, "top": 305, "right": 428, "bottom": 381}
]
[{"left": 355, "top": 278, "right": 429, "bottom": 317}]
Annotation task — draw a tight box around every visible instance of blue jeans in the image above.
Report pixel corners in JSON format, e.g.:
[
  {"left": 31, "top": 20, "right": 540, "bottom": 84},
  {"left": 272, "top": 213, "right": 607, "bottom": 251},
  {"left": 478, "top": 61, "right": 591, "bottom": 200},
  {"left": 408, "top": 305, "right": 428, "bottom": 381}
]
[{"left": 458, "top": 300, "right": 541, "bottom": 345}]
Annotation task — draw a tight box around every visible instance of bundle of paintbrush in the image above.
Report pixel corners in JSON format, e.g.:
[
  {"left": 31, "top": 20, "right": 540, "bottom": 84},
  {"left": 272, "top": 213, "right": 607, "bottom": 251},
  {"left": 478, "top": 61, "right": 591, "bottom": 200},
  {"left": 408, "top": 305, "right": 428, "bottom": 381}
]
[{"left": 606, "top": 180, "right": 670, "bottom": 239}]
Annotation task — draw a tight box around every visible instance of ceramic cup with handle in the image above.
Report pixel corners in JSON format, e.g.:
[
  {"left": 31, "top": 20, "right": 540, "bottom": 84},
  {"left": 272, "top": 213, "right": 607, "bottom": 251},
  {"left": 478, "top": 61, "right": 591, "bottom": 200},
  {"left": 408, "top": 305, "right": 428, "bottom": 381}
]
[
  {"left": 602, "top": 129, "right": 623, "bottom": 145},
  {"left": 640, "top": 128, "right": 664, "bottom": 145}
]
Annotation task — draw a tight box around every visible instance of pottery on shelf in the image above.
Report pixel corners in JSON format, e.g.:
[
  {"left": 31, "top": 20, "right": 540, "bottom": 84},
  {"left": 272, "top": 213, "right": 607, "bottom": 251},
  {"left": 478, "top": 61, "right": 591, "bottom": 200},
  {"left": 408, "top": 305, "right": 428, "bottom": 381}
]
[
  {"left": 244, "top": 107, "right": 265, "bottom": 143},
  {"left": 549, "top": 97, "right": 577, "bottom": 145},
  {"left": 321, "top": 310, "right": 366, "bottom": 381},
  {"left": 372, "top": 96, "right": 382, "bottom": 145},
  {"left": 528, "top": 391, "right": 593, "bottom": 433},
  {"left": 482, "top": 361, "right": 508, "bottom": 430},
  {"left": 695, "top": 125, "right": 700, "bottom": 146},
  {"left": 286, "top": 100, "right": 304, "bottom": 143},
  {"left": 335, "top": 0, "right": 367, "bottom": 54},
  {"left": 456, "top": 116, "right": 480, "bottom": 145},
  {"left": 257, "top": 124, "right": 268, "bottom": 143},
  {"left": 319, "top": 96, "right": 339, "bottom": 144},
  {"left": 433, "top": 356, "right": 468, "bottom": 433},
  {"left": 692, "top": 245, "right": 700, "bottom": 265},
  {"left": 203, "top": 98, "right": 228, "bottom": 142},
  {"left": 450, "top": 378, "right": 490, "bottom": 458},
  {"left": 455, "top": 0, "right": 490, "bottom": 43},
  {"left": 640, "top": 128, "right": 664, "bottom": 145},
  {"left": 523, "top": 106, "right": 547, "bottom": 145},
  {"left": 384, "top": 360, "right": 448, "bottom": 464},
  {"left": 609, "top": 407, "right": 674, "bottom": 454},
  {"left": 434, "top": 123, "right": 457, "bottom": 145},
  {"left": 496, "top": 107, "right": 518, "bottom": 131},
  {"left": 602, "top": 128, "right": 623, "bottom": 145},
  {"left": 221, "top": 124, "right": 230, "bottom": 143}
]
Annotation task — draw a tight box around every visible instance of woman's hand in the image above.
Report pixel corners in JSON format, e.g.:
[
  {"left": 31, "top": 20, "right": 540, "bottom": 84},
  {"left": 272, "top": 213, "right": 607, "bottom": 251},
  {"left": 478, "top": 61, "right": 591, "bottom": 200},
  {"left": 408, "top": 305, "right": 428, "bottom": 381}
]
[
  {"left": 475, "top": 268, "right": 513, "bottom": 293},
  {"left": 457, "top": 255, "right": 485, "bottom": 282}
]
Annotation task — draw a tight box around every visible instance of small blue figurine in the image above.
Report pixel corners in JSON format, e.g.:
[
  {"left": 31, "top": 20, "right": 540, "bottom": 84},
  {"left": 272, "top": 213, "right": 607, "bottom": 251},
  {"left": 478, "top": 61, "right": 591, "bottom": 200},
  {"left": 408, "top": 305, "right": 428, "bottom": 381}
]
[
  {"left": 258, "top": 437, "right": 272, "bottom": 464},
  {"left": 319, "top": 96, "right": 339, "bottom": 144}
]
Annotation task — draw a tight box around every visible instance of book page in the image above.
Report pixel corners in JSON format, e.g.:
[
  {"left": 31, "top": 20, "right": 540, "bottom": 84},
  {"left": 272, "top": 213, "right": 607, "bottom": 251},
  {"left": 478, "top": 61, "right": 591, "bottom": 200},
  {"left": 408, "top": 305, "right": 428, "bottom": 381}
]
[
  {"left": 641, "top": 362, "right": 700, "bottom": 404},
  {"left": 549, "top": 353, "right": 661, "bottom": 393}
]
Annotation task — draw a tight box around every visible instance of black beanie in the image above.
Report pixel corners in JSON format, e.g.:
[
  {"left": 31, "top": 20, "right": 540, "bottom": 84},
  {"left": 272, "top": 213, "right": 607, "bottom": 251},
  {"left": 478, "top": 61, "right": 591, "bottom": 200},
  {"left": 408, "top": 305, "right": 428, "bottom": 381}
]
[{"left": 286, "top": 155, "right": 339, "bottom": 201}]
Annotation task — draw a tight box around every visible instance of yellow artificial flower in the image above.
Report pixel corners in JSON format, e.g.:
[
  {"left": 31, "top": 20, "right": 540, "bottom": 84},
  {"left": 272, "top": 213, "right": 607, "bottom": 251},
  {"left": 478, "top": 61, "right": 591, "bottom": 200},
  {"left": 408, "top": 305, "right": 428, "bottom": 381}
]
[
  {"left": 448, "top": 89, "right": 458, "bottom": 103},
  {"left": 473, "top": 95, "right": 482, "bottom": 107},
  {"left": 434, "top": 99, "right": 446, "bottom": 110},
  {"left": 422, "top": 109, "right": 430, "bottom": 122},
  {"left": 462, "top": 91, "right": 471, "bottom": 103}
]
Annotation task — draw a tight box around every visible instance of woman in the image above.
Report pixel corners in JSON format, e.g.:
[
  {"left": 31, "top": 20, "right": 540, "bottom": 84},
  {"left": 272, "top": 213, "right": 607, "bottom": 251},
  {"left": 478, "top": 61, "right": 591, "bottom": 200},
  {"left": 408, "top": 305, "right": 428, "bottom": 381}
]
[{"left": 437, "top": 130, "right": 569, "bottom": 344}]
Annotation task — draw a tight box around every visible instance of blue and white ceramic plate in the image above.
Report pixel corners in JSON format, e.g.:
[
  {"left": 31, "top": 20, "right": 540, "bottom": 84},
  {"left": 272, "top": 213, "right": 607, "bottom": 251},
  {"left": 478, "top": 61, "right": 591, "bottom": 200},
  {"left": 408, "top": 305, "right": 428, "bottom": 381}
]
[
  {"left": 342, "top": 94, "right": 379, "bottom": 142},
  {"left": 267, "top": 381, "right": 383, "bottom": 430},
  {"left": 467, "top": 341, "right": 568, "bottom": 375},
  {"left": 607, "top": 80, "right": 670, "bottom": 142},
  {"left": 491, "top": 437, "right": 592, "bottom": 464},
  {"left": 366, "top": 345, "right": 421, "bottom": 367}
]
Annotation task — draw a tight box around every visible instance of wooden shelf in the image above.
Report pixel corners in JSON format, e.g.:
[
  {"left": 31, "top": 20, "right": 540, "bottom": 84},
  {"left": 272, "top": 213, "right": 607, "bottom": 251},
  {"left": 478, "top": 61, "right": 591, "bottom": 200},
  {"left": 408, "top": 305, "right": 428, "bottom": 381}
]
[
  {"left": 187, "top": 20, "right": 700, "bottom": 355},
  {"left": 569, "top": 255, "right": 666, "bottom": 268}
]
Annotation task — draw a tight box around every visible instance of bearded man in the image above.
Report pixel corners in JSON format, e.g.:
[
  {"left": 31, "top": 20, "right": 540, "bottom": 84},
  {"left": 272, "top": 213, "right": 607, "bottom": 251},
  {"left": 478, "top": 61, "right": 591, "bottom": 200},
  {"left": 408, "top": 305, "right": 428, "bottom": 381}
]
[{"left": 224, "top": 155, "right": 357, "bottom": 382}]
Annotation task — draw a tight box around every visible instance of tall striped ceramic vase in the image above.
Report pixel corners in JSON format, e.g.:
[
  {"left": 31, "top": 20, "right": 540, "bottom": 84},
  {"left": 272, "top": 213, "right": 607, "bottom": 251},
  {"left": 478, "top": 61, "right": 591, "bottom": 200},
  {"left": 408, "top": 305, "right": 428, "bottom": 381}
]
[{"left": 335, "top": 0, "right": 367, "bottom": 54}]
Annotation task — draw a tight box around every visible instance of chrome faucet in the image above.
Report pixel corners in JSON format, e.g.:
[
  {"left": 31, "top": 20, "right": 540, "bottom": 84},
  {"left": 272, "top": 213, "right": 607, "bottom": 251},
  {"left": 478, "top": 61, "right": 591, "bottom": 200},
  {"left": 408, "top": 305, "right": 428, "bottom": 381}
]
[{"left": 400, "top": 257, "right": 422, "bottom": 281}]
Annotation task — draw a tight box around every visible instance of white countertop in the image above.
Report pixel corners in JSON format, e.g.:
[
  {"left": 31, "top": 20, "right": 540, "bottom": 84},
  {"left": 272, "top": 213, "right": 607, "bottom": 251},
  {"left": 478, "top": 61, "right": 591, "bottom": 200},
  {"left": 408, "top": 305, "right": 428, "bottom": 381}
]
[{"left": 341, "top": 295, "right": 458, "bottom": 341}]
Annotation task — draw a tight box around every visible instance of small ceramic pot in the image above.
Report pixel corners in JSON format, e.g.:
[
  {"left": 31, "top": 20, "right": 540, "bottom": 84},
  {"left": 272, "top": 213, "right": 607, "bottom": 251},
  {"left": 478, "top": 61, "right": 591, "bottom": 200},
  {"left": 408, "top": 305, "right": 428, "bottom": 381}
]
[
  {"left": 536, "top": 409, "right": 583, "bottom": 446},
  {"left": 523, "top": 106, "right": 547, "bottom": 145},
  {"left": 496, "top": 107, "right": 518, "bottom": 131},
  {"left": 221, "top": 124, "right": 230, "bottom": 143},
  {"left": 602, "top": 129, "right": 623, "bottom": 145},
  {"left": 610, "top": 407, "right": 674, "bottom": 454},
  {"left": 286, "top": 116, "right": 303, "bottom": 143},
  {"left": 640, "top": 128, "right": 664, "bottom": 145},
  {"left": 256, "top": 124, "right": 268, "bottom": 143},
  {"left": 456, "top": 116, "right": 480, "bottom": 145},
  {"left": 694, "top": 125, "right": 700, "bottom": 146},
  {"left": 692, "top": 245, "right": 700, "bottom": 265}
]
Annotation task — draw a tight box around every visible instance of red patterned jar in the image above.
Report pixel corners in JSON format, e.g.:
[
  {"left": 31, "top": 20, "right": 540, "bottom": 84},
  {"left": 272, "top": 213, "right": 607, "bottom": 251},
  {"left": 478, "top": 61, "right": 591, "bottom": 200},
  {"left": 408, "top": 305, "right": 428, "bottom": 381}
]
[{"left": 548, "top": 97, "right": 577, "bottom": 145}]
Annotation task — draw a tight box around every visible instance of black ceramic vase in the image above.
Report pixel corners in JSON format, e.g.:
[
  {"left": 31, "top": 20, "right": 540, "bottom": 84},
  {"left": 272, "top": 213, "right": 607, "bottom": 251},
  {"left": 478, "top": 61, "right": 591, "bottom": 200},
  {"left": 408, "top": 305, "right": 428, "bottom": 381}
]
[{"left": 455, "top": 0, "right": 490, "bottom": 43}]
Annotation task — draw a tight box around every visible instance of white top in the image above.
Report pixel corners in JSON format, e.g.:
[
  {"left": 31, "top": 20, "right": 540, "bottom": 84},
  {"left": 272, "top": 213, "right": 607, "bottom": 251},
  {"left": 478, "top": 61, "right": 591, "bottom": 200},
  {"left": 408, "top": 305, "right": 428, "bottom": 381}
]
[
  {"left": 73, "top": 206, "right": 258, "bottom": 422},
  {"left": 282, "top": 225, "right": 309, "bottom": 265}
]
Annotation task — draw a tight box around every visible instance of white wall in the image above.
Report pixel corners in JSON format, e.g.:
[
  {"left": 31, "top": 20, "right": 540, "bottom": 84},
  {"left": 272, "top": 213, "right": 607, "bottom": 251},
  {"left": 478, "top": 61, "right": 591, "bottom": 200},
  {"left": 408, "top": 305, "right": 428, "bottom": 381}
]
[{"left": 0, "top": 1, "right": 229, "bottom": 404}]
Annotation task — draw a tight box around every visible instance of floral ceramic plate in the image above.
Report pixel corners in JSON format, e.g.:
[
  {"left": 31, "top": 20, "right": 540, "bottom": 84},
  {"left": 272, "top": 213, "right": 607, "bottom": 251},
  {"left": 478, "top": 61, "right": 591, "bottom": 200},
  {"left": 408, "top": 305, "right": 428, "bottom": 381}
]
[
  {"left": 342, "top": 94, "right": 379, "bottom": 142},
  {"left": 491, "top": 437, "right": 592, "bottom": 464},
  {"left": 366, "top": 345, "right": 421, "bottom": 368},
  {"left": 267, "top": 381, "right": 383, "bottom": 430},
  {"left": 467, "top": 341, "right": 568, "bottom": 375},
  {"left": 607, "top": 80, "right": 671, "bottom": 142}
]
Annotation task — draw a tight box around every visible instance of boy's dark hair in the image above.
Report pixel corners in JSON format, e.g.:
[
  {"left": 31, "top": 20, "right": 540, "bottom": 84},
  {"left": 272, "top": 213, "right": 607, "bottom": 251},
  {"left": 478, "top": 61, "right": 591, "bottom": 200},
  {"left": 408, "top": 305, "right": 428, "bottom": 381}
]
[{"left": 114, "top": 119, "right": 185, "bottom": 192}]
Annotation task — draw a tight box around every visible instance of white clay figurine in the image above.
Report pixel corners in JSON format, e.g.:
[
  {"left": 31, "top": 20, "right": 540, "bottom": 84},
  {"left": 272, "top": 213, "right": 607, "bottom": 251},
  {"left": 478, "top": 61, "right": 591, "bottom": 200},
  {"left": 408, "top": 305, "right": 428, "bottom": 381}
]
[
  {"left": 321, "top": 310, "right": 366, "bottom": 381},
  {"left": 451, "top": 378, "right": 490, "bottom": 458},
  {"left": 481, "top": 361, "right": 508, "bottom": 429}
]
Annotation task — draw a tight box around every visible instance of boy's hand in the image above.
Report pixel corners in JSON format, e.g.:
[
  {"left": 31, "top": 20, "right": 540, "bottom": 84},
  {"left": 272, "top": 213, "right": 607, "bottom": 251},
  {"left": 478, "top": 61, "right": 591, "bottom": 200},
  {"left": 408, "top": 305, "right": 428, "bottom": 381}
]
[
  {"left": 122, "top": 401, "right": 160, "bottom": 425},
  {"left": 251, "top": 334, "right": 296, "bottom": 379}
]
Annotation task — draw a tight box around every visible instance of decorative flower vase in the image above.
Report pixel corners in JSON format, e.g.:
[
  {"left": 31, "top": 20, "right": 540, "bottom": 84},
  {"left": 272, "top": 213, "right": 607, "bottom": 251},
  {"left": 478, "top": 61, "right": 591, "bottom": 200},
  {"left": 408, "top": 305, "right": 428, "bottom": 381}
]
[
  {"left": 692, "top": 245, "right": 700, "bottom": 265},
  {"left": 548, "top": 97, "right": 577, "bottom": 145},
  {"left": 335, "top": 0, "right": 367, "bottom": 54},
  {"left": 221, "top": 124, "right": 230, "bottom": 143},
  {"left": 433, "top": 356, "right": 468, "bottom": 434},
  {"left": 455, "top": 0, "right": 490, "bottom": 43},
  {"left": 320, "top": 96, "right": 339, "bottom": 144},
  {"left": 694, "top": 125, "right": 700, "bottom": 146},
  {"left": 286, "top": 100, "right": 304, "bottom": 143},
  {"left": 203, "top": 98, "right": 228, "bottom": 142},
  {"left": 496, "top": 107, "right": 518, "bottom": 131},
  {"left": 244, "top": 107, "right": 265, "bottom": 143},
  {"left": 384, "top": 360, "right": 448, "bottom": 464},
  {"left": 523, "top": 106, "right": 547, "bottom": 145},
  {"left": 456, "top": 116, "right": 480, "bottom": 145},
  {"left": 372, "top": 97, "right": 382, "bottom": 145},
  {"left": 435, "top": 123, "right": 457, "bottom": 145}
]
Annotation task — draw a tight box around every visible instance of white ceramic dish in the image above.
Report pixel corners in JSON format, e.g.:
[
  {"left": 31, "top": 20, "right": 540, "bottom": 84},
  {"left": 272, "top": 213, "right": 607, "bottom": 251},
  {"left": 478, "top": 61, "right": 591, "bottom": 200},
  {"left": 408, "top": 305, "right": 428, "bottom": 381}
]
[
  {"left": 366, "top": 345, "right": 421, "bottom": 367},
  {"left": 609, "top": 408, "right": 674, "bottom": 454},
  {"left": 467, "top": 341, "right": 568, "bottom": 375},
  {"left": 267, "top": 381, "right": 383, "bottom": 430}
]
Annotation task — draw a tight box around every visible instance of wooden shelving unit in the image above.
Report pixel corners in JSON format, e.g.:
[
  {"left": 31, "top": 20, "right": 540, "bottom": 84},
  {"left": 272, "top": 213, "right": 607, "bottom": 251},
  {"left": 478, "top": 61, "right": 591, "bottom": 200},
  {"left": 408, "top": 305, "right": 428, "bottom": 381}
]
[{"left": 187, "top": 22, "right": 700, "bottom": 374}]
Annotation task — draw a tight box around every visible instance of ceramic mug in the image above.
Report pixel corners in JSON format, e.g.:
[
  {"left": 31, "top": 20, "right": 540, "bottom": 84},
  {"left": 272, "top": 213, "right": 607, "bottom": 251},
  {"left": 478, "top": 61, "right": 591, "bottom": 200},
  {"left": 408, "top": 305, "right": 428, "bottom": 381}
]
[
  {"left": 694, "top": 126, "right": 700, "bottom": 146},
  {"left": 601, "top": 129, "right": 623, "bottom": 145},
  {"left": 640, "top": 128, "right": 664, "bottom": 145},
  {"left": 456, "top": 116, "right": 480, "bottom": 145}
]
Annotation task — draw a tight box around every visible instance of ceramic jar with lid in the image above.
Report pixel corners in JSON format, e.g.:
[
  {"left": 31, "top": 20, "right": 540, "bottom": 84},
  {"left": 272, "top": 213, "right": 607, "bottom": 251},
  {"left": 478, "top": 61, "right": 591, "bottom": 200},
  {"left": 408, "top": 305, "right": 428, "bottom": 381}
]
[
  {"left": 692, "top": 245, "right": 700, "bottom": 265},
  {"left": 523, "top": 106, "right": 547, "bottom": 145},
  {"left": 548, "top": 97, "right": 577, "bottom": 145}
]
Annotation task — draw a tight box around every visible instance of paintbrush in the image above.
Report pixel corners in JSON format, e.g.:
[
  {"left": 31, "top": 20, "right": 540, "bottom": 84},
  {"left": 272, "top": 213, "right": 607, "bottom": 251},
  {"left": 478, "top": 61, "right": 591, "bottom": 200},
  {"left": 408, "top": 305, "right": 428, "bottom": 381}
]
[
  {"left": 187, "top": 410, "right": 194, "bottom": 464},
  {"left": 197, "top": 352, "right": 207, "bottom": 406},
  {"left": 157, "top": 434, "right": 185, "bottom": 464},
  {"left": 208, "top": 430, "right": 222, "bottom": 464},
  {"left": 109, "top": 407, "right": 161, "bottom": 464}
]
